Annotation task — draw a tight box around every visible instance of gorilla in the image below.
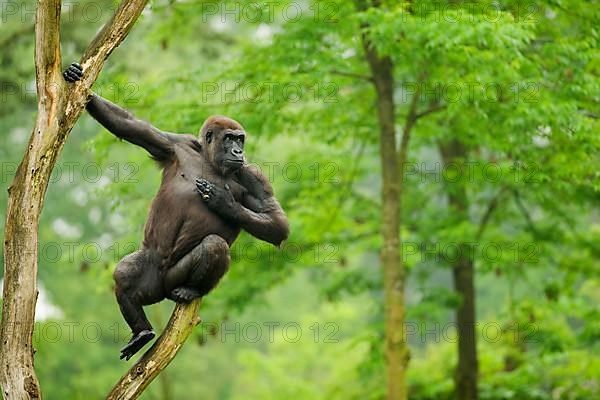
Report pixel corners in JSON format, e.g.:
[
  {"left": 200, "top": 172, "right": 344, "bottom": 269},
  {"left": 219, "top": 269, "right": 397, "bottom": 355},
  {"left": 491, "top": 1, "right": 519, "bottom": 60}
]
[{"left": 64, "top": 62, "right": 289, "bottom": 360}]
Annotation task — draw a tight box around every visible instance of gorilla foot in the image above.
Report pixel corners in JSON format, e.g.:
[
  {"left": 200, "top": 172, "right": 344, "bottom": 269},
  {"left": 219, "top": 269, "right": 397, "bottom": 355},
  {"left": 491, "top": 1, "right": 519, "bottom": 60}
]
[
  {"left": 120, "top": 329, "right": 155, "bottom": 361},
  {"left": 170, "top": 287, "right": 202, "bottom": 303}
]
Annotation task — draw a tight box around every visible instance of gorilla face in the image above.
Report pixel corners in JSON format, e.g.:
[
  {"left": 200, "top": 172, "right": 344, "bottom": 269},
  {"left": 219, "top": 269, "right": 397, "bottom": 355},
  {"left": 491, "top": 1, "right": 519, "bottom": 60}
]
[{"left": 201, "top": 116, "right": 246, "bottom": 175}]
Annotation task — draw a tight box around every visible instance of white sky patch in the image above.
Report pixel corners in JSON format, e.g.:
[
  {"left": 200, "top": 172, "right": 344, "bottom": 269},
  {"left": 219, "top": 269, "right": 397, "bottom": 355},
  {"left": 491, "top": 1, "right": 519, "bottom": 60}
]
[
  {"left": 97, "top": 233, "right": 115, "bottom": 249},
  {"left": 210, "top": 17, "right": 230, "bottom": 32},
  {"left": 253, "top": 23, "right": 274, "bottom": 42},
  {"left": 0, "top": 280, "right": 64, "bottom": 321},
  {"left": 9, "top": 127, "right": 28, "bottom": 145},
  {"left": 109, "top": 213, "right": 126, "bottom": 229},
  {"left": 89, "top": 207, "right": 102, "bottom": 224},
  {"left": 533, "top": 125, "right": 551, "bottom": 147},
  {"left": 52, "top": 218, "right": 82, "bottom": 239},
  {"left": 342, "top": 48, "right": 356, "bottom": 59},
  {"left": 72, "top": 187, "right": 88, "bottom": 206},
  {"left": 97, "top": 175, "right": 112, "bottom": 189}
]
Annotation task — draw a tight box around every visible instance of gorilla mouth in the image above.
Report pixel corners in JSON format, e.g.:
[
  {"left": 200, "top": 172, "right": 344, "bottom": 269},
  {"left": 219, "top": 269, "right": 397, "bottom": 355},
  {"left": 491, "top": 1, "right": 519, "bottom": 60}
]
[{"left": 224, "top": 158, "right": 243, "bottom": 166}]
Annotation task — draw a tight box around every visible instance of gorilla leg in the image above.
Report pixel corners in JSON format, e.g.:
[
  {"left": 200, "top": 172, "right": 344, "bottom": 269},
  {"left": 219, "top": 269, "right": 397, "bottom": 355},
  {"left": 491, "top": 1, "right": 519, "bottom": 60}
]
[
  {"left": 164, "top": 234, "right": 230, "bottom": 303},
  {"left": 113, "top": 250, "right": 164, "bottom": 360}
]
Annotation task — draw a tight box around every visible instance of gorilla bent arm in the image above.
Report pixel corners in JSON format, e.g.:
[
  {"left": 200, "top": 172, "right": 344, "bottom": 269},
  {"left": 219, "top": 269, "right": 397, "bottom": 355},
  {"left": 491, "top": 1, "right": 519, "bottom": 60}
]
[{"left": 63, "top": 62, "right": 289, "bottom": 360}]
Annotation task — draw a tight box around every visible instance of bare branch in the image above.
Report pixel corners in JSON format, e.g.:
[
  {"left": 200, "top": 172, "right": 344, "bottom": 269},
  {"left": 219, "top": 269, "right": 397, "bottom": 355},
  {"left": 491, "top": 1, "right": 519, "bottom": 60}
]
[
  {"left": 476, "top": 185, "right": 509, "bottom": 239},
  {"left": 415, "top": 103, "right": 446, "bottom": 120},
  {"left": 106, "top": 300, "right": 202, "bottom": 400},
  {"left": 329, "top": 69, "right": 373, "bottom": 82},
  {"left": 513, "top": 190, "right": 541, "bottom": 237},
  {"left": 397, "top": 84, "right": 420, "bottom": 171}
]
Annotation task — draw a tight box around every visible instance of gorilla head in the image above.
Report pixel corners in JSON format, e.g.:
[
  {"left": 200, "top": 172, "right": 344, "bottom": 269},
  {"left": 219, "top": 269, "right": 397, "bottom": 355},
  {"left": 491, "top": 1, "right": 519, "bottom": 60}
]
[{"left": 200, "top": 116, "right": 246, "bottom": 175}]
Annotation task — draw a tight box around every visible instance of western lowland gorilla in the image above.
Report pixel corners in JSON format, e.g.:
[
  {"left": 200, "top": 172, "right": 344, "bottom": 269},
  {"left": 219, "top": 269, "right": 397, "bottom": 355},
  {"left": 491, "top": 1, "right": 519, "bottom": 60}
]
[{"left": 63, "top": 62, "right": 289, "bottom": 360}]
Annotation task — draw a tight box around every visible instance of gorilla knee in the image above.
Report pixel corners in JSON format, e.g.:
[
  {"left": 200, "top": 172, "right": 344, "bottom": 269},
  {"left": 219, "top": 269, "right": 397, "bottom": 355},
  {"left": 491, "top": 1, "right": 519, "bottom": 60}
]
[
  {"left": 113, "top": 253, "right": 139, "bottom": 290},
  {"left": 203, "top": 234, "right": 230, "bottom": 269},
  {"left": 113, "top": 264, "right": 130, "bottom": 292}
]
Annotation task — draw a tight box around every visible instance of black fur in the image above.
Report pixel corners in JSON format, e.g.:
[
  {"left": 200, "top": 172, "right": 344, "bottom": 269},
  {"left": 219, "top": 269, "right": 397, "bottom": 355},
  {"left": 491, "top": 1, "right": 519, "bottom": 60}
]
[{"left": 64, "top": 63, "right": 289, "bottom": 360}]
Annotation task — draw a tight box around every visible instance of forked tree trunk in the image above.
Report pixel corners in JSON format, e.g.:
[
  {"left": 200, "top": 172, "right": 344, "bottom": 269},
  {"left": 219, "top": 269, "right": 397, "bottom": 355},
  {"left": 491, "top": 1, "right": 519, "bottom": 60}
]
[{"left": 0, "top": 0, "right": 149, "bottom": 398}]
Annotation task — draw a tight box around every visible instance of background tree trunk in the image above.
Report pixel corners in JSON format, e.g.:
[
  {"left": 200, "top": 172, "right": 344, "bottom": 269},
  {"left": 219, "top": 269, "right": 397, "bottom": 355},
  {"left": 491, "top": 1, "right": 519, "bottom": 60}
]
[
  {"left": 439, "top": 139, "right": 479, "bottom": 400},
  {"left": 360, "top": 18, "right": 408, "bottom": 400},
  {"left": 0, "top": 1, "right": 149, "bottom": 398}
]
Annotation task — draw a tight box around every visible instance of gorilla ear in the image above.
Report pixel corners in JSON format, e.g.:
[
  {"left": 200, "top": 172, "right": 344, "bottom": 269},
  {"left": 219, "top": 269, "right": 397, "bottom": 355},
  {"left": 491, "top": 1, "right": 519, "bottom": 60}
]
[{"left": 206, "top": 130, "right": 213, "bottom": 144}]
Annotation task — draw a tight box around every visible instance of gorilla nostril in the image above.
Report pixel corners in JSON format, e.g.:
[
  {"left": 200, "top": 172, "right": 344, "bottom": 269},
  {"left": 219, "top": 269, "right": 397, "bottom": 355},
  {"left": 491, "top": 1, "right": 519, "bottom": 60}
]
[{"left": 231, "top": 148, "right": 242, "bottom": 156}]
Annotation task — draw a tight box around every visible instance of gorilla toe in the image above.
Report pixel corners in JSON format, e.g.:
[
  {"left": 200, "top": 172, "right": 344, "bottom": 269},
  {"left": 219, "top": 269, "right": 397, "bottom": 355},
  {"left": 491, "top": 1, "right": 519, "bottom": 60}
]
[
  {"left": 120, "top": 329, "right": 155, "bottom": 361},
  {"left": 170, "top": 287, "right": 202, "bottom": 303}
]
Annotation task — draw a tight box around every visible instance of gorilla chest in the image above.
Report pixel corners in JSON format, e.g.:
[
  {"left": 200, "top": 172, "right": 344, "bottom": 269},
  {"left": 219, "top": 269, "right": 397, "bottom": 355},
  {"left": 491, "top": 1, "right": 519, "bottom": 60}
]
[{"left": 171, "top": 150, "right": 245, "bottom": 207}]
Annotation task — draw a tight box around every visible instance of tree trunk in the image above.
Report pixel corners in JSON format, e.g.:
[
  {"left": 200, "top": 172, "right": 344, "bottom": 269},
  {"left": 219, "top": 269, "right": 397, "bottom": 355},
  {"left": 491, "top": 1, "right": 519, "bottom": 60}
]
[
  {"left": 452, "top": 255, "right": 477, "bottom": 400},
  {"left": 360, "top": 15, "right": 408, "bottom": 400},
  {"left": 439, "top": 140, "right": 478, "bottom": 400},
  {"left": 0, "top": 1, "right": 149, "bottom": 398}
]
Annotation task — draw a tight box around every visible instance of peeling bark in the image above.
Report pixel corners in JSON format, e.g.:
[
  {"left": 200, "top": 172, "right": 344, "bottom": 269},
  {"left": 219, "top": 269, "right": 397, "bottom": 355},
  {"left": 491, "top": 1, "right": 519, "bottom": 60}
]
[{"left": 0, "top": 1, "right": 149, "bottom": 398}]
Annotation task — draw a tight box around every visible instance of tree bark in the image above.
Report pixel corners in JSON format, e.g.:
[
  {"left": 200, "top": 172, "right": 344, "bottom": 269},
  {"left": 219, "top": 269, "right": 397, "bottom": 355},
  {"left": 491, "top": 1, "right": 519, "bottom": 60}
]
[
  {"left": 439, "top": 139, "right": 478, "bottom": 400},
  {"left": 0, "top": 1, "right": 149, "bottom": 398},
  {"left": 359, "top": 5, "right": 409, "bottom": 400},
  {"left": 106, "top": 300, "right": 201, "bottom": 400}
]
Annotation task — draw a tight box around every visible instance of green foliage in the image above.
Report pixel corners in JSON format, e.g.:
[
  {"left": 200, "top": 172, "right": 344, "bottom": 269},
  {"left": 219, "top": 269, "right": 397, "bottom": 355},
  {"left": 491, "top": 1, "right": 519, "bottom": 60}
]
[{"left": 0, "top": 0, "right": 598, "bottom": 398}]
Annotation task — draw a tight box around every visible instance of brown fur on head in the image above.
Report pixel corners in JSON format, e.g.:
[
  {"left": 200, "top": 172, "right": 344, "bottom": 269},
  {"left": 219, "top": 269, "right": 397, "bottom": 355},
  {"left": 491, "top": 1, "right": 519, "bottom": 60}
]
[
  {"left": 199, "top": 115, "right": 246, "bottom": 175},
  {"left": 199, "top": 115, "right": 244, "bottom": 138}
]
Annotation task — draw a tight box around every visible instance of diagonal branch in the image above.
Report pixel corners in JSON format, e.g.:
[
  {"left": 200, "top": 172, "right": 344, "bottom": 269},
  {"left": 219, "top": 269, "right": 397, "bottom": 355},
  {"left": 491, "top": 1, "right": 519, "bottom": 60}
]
[
  {"left": 476, "top": 185, "right": 509, "bottom": 240},
  {"left": 64, "top": 0, "right": 150, "bottom": 125},
  {"left": 415, "top": 103, "right": 446, "bottom": 120},
  {"left": 513, "top": 190, "right": 541, "bottom": 238},
  {"left": 397, "top": 83, "right": 421, "bottom": 175},
  {"left": 106, "top": 300, "right": 202, "bottom": 400},
  {"left": 329, "top": 69, "right": 373, "bottom": 82}
]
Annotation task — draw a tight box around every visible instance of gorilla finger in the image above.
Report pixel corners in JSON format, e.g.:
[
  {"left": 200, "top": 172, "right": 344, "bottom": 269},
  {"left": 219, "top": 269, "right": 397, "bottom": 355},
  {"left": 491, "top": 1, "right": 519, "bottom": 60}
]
[
  {"left": 63, "top": 71, "right": 77, "bottom": 82},
  {"left": 197, "top": 184, "right": 211, "bottom": 196},
  {"left": 65, "top": 70, "right": 80, "bottom": 81},
  {"left": 224, "top": 184, "right": 230, "bottom": 191},
  {"left": 196, "top": 181, "right": 211, "bottom": 193},
  {"left": 196, "top": 179, "right": 208, "bottom": 186},
  {"left": 198, "top": 180, "right": 214, "bottom": 193},
  {"left": 70, "top": 66, "right": 83, "bottom": 77},
  {"left": 72, "top": 62, "right": 83, "bottom": 71}
]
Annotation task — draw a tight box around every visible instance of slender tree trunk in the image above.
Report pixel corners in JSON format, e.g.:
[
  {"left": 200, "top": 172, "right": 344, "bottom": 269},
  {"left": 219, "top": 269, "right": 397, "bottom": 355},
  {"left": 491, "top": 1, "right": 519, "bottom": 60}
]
[
  {"left": 439, "top": 140, "right": 478, "bottom": 400},
  {"left": 0, "top": 1, "right": 148, "bottom": 398},
  {"left": 452, "top": 255, "right": 477, "bottom": 400},
  {"left": 360, "top": 17, "right": 409, "bottom": 400}
]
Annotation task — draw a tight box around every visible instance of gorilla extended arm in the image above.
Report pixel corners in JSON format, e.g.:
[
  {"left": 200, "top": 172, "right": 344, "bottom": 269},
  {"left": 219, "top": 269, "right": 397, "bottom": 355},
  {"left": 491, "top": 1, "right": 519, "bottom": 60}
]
[
  {"left": 64, "top": 62, "right": 179, "bottom": 161},
  {"left": 86, "top": 94, "right": 178, "bottom": 161}
]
